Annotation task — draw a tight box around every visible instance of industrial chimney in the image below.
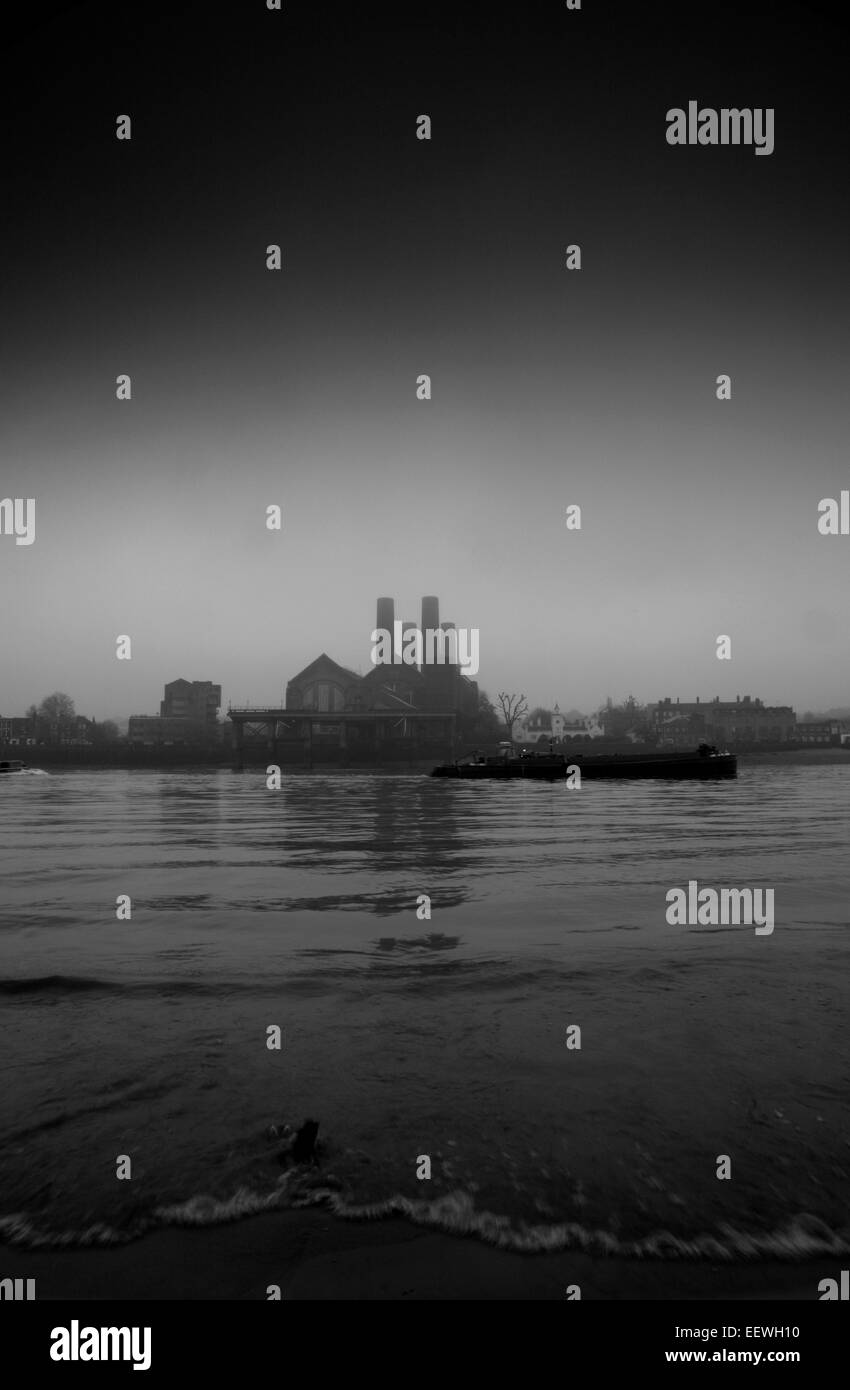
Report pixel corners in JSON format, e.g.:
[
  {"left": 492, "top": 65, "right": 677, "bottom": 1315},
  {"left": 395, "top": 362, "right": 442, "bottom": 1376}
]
[
  {"left": 441, "top": 621, "right": 459, "bottom": 667},
  {"left": 421, "top": 595, "right": 439, "bottom": 634},
  {"left": 400, "top": 619, "right": 419, "bottom": 670},
  {"left": 376, "top": 596, "right": 394, "bottom": 636}
]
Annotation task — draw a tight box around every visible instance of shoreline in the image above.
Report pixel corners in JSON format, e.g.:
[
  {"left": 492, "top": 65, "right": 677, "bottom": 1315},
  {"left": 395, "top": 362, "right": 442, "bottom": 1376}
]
[
  {"left": 737, "top": 748, "right": 850, "bottom": 765},
  {"left": 0, "top": 1209, "right": 839, "bottom": 1300},
  {"left": 3, "top": 747, "right": 849, "bottom": 773}
]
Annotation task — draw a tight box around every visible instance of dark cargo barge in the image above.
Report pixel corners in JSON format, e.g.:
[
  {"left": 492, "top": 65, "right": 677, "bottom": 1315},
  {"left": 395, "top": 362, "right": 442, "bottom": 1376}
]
[{"left": 431, "top": 744, "right": 737, "bottom": 781}]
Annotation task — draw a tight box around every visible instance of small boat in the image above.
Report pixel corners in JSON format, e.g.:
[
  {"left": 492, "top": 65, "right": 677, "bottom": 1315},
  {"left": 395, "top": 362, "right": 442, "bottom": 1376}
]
[
  {"left": 431, "top": 743, "right": 737, "bottom": 781},
  {"left": 0, "top": 760, "right": 47, "bottom": 776}
]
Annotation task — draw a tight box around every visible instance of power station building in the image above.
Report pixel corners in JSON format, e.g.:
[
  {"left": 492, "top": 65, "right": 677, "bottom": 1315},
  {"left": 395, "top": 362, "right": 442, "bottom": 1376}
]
[{"left": 229, "top": 595, "right": 479, "bottom": 763}]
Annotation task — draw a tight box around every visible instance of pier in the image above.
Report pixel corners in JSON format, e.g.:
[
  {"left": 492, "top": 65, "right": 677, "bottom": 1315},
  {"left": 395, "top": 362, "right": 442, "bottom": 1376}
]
[{"left": 227, "top": 706, "right": 457, "bottom": 768}]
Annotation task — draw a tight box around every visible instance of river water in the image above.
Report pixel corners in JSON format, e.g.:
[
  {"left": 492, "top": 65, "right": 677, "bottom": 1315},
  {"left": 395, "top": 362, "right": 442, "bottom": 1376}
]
[{"left": 1, "top": 765, "right": 848, "bottom": 1259}]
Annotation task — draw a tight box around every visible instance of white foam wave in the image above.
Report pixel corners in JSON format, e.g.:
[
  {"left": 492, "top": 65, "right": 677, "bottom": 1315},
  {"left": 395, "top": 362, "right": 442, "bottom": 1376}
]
[
  {"left": 2, "top": 1183, "right": 848, "bottom": 1261},
  {"left": 288, "top": 1187, "right": 850, "bottom": 1260}
]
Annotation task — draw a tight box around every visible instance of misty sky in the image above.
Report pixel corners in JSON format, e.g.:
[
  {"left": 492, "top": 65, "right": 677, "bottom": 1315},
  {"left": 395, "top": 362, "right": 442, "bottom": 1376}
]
[{"left": 2, "top": 1, "right": 848, "bottom": 720}]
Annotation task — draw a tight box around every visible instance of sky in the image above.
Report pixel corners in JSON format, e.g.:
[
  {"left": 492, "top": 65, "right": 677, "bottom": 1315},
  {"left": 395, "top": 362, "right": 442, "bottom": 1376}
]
[{"left": 1, "top": 0, "right": 848, "bottom": 720}]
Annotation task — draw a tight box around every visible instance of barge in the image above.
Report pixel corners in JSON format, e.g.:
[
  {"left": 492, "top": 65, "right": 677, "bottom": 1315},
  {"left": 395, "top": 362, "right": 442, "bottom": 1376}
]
[{"left": 431, "top": 744, "right": 737, "bottom": 781}]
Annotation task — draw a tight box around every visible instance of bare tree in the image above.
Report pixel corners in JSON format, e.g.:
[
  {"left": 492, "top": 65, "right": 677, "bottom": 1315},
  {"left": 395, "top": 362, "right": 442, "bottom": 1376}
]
[
  {"left": 497, "top": 692, "right": 528, "bottom": 740},
  {"left": 37, "top": 691, "right": 76, "bottom": 743},
  {"left": 39, "top": 692, "right": 75, "bottom": 723}
]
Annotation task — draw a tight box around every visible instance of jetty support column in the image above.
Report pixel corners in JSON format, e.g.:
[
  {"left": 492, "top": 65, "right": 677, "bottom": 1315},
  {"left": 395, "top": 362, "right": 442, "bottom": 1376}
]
[{"left": 232, "top": 716, "right": 244, "bottom": 771}]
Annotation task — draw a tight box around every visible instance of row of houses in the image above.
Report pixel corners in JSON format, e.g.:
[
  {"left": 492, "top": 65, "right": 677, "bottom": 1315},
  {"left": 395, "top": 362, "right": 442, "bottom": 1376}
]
[
  {"left": 512, "top": 697, "right": 850, "bottom": 748},
  {"left": 652, "top": 697, "right": 850, "bottom": 746},
  {"left": 0, "top": 716, "right": 35, "bottom": 745},
  {"left": 793, "top": 721, "right": 850, "bottom": 746},
  {"left": 0, "top": 714, "right": 97, "bottom": 747},
  {"left": 1, "top": 681, "right": 224, "bottom": 749},
  {"left": 653, "top": 696, "right": 797, "bottom": 746}
]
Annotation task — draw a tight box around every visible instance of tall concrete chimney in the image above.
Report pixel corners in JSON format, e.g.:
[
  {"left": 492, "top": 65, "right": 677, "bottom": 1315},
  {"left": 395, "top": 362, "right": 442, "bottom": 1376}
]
[
  {"left": 376, "top": 596, "right": 394, "bottom": 635},
  {"left": 441, "top": 621, "right": 458, "bottom": 667},
  {"left": 421, "top": 595, "right": 439, "bottom": 634},
  {"left": 400, "top": 619, "right": 419, "bottom": 669}
]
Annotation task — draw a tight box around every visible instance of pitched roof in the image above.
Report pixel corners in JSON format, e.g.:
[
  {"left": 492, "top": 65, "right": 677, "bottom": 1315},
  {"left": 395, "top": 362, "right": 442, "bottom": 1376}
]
[{"left": 287, "top": 653, "right": 361, "bottom": 685}]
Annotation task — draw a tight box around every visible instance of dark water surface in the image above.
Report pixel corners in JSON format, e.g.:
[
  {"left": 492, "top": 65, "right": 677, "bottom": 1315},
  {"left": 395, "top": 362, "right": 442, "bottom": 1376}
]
[{"left": 1, "top": 766, "right": 848, "bottom": 1257}]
